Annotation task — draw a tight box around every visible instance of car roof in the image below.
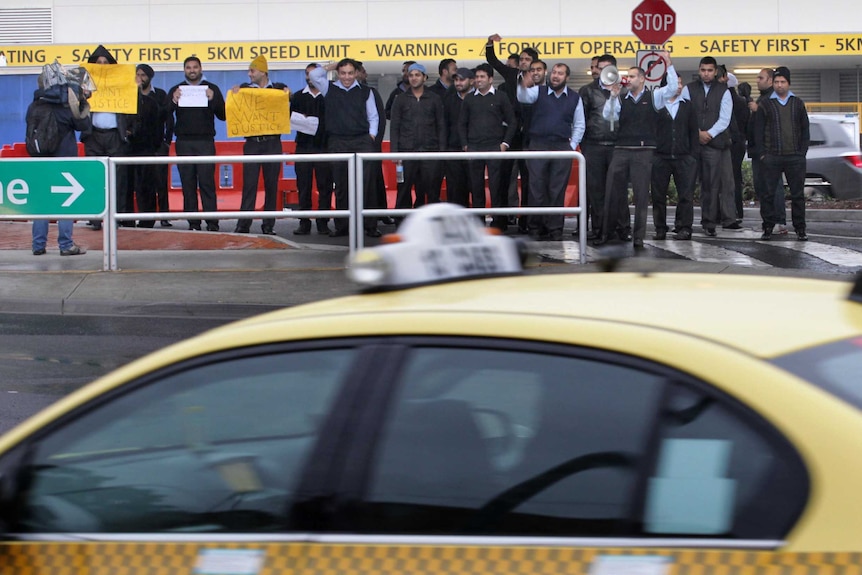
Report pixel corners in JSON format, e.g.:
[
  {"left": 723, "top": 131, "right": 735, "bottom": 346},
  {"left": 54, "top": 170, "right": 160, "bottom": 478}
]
[{"left": 227, "top": 273, "right": 862, "bottom": 359}]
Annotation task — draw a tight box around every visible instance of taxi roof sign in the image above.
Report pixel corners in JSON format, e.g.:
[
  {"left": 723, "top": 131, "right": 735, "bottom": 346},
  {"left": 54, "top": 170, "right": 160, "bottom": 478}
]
[{"left": 347, "top": 203, "right": 526, "bottom": 290}]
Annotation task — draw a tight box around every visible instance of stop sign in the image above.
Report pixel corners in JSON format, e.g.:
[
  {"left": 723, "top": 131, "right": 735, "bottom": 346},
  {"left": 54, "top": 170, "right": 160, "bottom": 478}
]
[{"left": 632, "top": 0, "right": 676, "bottom": 45}]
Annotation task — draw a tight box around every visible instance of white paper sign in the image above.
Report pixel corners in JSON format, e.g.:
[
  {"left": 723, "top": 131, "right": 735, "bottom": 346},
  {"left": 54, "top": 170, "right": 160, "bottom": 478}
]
[
  {"left": 179, "top": 85, "right": 209, "bottom": 108},
  {"left": 290, "top": 111, "right": 319, "bottom": 136}
]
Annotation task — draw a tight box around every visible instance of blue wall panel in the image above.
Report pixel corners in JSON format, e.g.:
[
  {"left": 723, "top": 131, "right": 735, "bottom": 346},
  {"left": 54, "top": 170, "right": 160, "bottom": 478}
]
[{"left": 1, "top": 69, "right": 306, "bottom": 149}]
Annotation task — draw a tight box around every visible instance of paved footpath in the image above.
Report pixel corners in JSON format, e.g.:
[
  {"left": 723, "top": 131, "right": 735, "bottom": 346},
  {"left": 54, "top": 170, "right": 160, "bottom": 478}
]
[{"left": 1, "top": 208, "right": 859, "bottom": 319}]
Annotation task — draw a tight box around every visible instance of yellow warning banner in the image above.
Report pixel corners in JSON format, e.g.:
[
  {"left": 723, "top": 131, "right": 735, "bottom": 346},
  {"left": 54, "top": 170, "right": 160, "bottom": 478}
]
[{"left": 1, "top": 34, "right": 860, "bottom": 68}]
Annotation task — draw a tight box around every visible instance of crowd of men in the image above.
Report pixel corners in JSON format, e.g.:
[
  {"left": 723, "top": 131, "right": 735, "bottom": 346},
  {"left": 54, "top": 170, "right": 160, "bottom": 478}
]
[{"left": 26, "top": 40, "right": 810, "bottom": 251}]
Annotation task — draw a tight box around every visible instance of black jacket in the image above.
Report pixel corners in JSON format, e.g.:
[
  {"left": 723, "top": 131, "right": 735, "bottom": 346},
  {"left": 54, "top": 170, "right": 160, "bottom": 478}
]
[
  {"left": 390, "top": 88, "right": 446, "bottom": 152},
  {"left": 128, "top": 88, "right": 167, "bottom": 153},
  {"left": 459, "top": 88, "right": 517, "bottom": 150},
  {"left": 655, "top": 99, "right": 699, "bottom": 159},
  {"left": 443, "top": 87, "right": 467, "bottom": 150},
  {"left": 754, "top": 94, "right": 810, "bottom": 157},
  {"left": 27, "top": 86, "right": 91, "bottom": 157},
  {"left": 746, "top": 87, "right": 773, "bottom": 157},
  {"left": 167, "top": 80, "right": 226, "bottom": 140}
]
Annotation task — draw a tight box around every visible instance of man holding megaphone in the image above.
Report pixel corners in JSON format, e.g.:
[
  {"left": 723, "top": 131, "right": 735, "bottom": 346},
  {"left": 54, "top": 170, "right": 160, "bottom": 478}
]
[
  {"left": 578, "top": 54, "right": 626, "bottom": 242},
  {"left": 596, "top": 50, "right": 678, "bottom": 248}
]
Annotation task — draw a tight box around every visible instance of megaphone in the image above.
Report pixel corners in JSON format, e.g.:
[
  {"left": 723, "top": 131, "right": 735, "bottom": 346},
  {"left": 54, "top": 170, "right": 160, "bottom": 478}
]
[{"left": 599, "top": 65, "right": 620, "bottom": 86}]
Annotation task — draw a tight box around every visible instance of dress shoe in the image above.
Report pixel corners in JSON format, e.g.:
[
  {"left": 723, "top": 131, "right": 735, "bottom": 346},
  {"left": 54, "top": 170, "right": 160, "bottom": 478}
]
[
  {"left": 722, "top": 222, "right": 743, "bottom": 230},
  {"left": 365, "top": 227, "right": 382, "bottom": 238},
  {"left": 618, "top": 231, "right": 633, "bottom": 242},
  {"left": 89, "top": 221, "right": 102, "bottom": 231},
  {"left": 206, "top": 224, "right": 220, "bottom": 232},
  {"left": 317, "top": 224, "right": 331, "bottom": 234},
  {"left": 234, "top": 227, "right": 249, "bottom": 234},
  {"left": 189, "top": 224, "right": 202, "bottom": 231},
  {"left": 329, "top": 228, "right": 348, "bottom": 238},
  {"left": 705, "top": 228, "right": 717, "bottom": 237},
  {"left": 760, "top": 230, "right": 772, "bottom": 240},
  {"left": 119, "top": 221, "right": 136, "bottom": 228},
  {"left": 379, "top": 216, "right": 396, "bottom": 225},
  {"left": 160, "top": 220, "right": 173, "bottom": 227},
  {"left": 293, "top": 224, "right": 311, "bottom": 236},
  {"left": 633, "top": 238, "right": 644, "bottom": 248},
  {"left": 60, "top": 244, "right": 85, "bottom": 256},
  {"left": 137, "top": 222, "right": 155, "bottom": 228},
  {"left": 675, "top": 230, "right": 692, "bottom": 240},
  {"left": 32, "top": 248, "right": 46, "bottom": 256},
  {"left": 592, "top": 236, "right": 609, "bottom": 247},
  {"left": 796, "top": 230, "right": 808, "bottom": 241},
  {"left": 654, "top": 230, "right": 667, "bottom": 240},
  {"left": 261, "top": 228, "right": 276, "bottom": 236}
]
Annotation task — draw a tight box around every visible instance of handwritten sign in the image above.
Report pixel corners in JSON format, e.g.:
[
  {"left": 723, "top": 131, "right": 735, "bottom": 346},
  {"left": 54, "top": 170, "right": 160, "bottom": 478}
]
[
  {"left": 81, "top": 63, "right": 137, "bottom": 114},
  {"left": 226, "top": 88, "right": 291, "bottom": 138},
  {"left": 178, "top": 85, "right": 210, "bottom": 108}
]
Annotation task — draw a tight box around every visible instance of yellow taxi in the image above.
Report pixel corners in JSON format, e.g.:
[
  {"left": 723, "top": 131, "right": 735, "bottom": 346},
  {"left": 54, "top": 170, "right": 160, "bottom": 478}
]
[{"left": 2, "top": 204, "right": 862, "bottom": 575}]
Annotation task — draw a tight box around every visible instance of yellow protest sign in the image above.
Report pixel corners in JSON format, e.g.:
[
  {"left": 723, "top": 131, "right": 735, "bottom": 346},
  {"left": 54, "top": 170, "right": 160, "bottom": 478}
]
[
  {"left": 226, "top": 88, "right": 291, "bottom": 138},
  {"left": 81, "top": 63, "right": 138, "bottom": 113}
]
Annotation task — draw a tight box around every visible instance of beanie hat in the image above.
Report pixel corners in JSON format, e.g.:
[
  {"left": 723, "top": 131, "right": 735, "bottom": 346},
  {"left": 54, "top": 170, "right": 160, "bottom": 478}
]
[
  {"left": 773, "top": 66, "right": 791, "bottom": 84},
  {"left": 407, "top": 63, "right": 426, "bottom": 75},
  {"left": 136, "top": 63, "right": 154, "bottom": 79},
  {"left": 250, "top": 55, "right": 268, "bottom": 73},
  {"left": 88, "top": 44, "right": 117, "bottom": 64}
]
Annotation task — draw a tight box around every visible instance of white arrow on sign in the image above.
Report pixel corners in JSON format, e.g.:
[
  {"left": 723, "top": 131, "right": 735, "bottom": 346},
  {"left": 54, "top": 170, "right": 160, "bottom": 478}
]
[{"left": 51, "top": 172, "right": 85, "bottom": 207}]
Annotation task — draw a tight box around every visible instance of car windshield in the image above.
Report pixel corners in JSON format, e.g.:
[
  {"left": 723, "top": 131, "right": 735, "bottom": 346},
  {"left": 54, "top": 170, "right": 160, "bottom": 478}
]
[{"left": 772, "top": 337, "right": 862, "bottom": 410}]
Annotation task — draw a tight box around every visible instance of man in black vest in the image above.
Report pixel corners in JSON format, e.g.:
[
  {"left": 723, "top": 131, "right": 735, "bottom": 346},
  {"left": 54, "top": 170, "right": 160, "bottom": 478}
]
[
  {"left": 291, "top": 63, "right": 333, "bottom": 235},
  {"left": 579, "top": 54, "right": 623, "bottom": 240},
  {"left": 232, "top": 56, "right": 289, "bottom": 235},
  {"left": 753, "top": 66, "right": 810, "bottom": 241},
  {"left": 652, "top": 71, "right": 699, "bottom": 240},
  {"left": 517, "top": 63, "right": 585, "bottom": 241},
  {"left": 680, "top": 56, "right": 738, "bottom": 236},
  {"left": 598, "top": 52, "right": 678, "bottom": 248},
  {"left": 747, "top": 67, "right": 788, "bottom": 235},
  {"left": 309, "top": 58, "right": 381, "bottom": 237}
]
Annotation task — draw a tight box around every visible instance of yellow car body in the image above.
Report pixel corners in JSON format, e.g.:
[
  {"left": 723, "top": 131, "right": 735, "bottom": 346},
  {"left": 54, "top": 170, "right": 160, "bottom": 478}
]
[{"left": 2, "top": 272, "right": 862, "bottom": 575}]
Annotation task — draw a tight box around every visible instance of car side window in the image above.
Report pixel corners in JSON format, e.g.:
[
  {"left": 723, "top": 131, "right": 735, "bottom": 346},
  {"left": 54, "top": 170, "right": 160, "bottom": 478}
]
[
  {"left": 356, "top": 345, "right": 808, "bottom": 539},
  {"left": 361, "top": 346, "right": 665, "bottom": 536},
  {"left": 12, "top": 349, "right": 354, "bottom": 534},
  {"left": 646, "top": 382, "right": 808, "bottom": 538}
]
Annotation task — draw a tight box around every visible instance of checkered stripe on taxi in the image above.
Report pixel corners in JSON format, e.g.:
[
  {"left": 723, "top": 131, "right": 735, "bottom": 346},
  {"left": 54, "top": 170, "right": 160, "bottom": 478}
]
[{"left": 2, "top": 542, "right": 862, "bottom": 575}]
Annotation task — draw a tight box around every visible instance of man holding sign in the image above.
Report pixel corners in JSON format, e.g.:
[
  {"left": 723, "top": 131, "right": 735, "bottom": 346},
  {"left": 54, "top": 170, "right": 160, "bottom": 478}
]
[
  {"left": 82, "top": 45, "right": 134, "bottom": 230},
  {"left": 167, "top": 56, "right": 226, "bottom": 231},
  {"left": 229, "top": 56, "right": 290, "bottom": 235}
]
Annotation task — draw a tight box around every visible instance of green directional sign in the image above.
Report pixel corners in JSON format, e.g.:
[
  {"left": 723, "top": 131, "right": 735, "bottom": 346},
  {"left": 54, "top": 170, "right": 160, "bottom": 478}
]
[{"left": 0, "top": 158, "right": 107, "bottom": 217}]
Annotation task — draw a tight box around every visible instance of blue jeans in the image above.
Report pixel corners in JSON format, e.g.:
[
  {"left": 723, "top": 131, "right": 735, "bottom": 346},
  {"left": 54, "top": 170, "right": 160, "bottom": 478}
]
[{"left": 32, "top": 220, "right": 75, "bottom": 251}]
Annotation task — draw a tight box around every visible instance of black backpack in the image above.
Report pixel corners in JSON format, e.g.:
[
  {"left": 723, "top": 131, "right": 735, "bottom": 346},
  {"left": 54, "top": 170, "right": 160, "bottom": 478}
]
[{"left": 25, "top": 100, "right": 61, "bottom": 157}]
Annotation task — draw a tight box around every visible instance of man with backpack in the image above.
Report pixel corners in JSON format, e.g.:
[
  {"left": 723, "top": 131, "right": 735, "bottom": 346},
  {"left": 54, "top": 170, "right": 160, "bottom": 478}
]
[{"left": 26, "top": 66, "right": 92, "bottom": 256}]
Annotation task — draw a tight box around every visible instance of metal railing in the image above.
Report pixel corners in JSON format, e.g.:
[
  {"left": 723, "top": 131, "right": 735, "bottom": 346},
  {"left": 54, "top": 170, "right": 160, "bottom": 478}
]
[{"left": 105, "top": 149, "right": 586, "bottom": 270}]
